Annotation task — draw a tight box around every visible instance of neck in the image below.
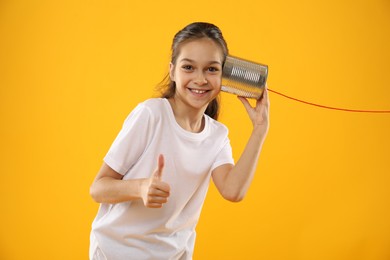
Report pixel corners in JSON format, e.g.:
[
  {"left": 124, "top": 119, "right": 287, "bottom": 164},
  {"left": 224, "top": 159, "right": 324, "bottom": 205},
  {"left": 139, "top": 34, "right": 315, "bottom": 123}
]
[{"left": 168, "top": 98, "right": 206, "bottom": 133}]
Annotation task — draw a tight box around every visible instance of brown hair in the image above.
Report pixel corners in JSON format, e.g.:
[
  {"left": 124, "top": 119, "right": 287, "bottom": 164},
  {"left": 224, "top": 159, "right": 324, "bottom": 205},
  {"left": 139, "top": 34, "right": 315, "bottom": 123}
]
[{"left": 157, "top": 22, "right": 229, "bottom": 120}]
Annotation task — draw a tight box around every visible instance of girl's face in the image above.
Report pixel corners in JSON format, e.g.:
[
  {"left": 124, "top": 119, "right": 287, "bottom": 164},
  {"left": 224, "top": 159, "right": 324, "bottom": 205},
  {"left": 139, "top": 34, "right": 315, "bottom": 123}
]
[{"left": 170, "top": 38, "right": 224, "bottom": 113}]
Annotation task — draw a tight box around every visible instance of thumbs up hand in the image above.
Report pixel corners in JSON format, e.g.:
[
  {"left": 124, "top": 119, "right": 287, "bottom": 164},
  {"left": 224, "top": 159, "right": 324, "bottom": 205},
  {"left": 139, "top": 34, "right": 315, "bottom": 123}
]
[{"left": 141, "top": 154, "right": 171, "bottom": 208}]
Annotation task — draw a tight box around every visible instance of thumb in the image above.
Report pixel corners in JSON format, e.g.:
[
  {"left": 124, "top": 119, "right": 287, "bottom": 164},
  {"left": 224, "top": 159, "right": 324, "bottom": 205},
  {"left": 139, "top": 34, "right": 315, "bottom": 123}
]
[{"left": 153, "top": 154, "right": 165, "bottom": 180}]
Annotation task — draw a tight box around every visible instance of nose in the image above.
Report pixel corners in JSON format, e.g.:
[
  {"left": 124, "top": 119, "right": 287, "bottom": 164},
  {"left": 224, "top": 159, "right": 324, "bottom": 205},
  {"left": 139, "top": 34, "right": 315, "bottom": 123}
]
[{"left": 194, "top": 71, "right": 207, "bottom": 85}]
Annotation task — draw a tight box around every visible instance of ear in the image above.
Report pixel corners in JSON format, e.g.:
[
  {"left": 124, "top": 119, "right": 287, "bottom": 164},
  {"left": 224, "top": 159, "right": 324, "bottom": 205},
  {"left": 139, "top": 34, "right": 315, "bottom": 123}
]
[{"left": 169, "top": 62, "right": 175, "bottom": 82}]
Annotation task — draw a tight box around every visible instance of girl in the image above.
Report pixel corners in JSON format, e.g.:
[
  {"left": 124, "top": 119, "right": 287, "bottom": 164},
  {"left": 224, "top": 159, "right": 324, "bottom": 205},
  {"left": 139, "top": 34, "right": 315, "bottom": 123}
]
[{"left": 89, "top": 22, "right": 269, "bottom": 260}]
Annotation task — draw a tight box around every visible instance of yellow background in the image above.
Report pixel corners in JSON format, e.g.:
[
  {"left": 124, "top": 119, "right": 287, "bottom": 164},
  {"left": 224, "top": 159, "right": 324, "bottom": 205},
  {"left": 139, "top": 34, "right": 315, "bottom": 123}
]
[{"left": 1, "top": 0, "right": 389, "bottom": 259}]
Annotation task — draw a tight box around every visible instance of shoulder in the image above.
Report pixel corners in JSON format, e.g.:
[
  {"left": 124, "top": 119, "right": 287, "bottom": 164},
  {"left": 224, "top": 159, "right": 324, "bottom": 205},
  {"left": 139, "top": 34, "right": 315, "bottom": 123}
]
[
  {"left": 142, "top": 98, "right": 167, "bottom": 107},
  {"left": 122, "top": 99, "right": 160, "bottom": 125},
  {"left": 139, "top": 98, "right": 167, "bottom": 113},
  {"left": 205, "top": 115, "right": 229, "bottom": 137},
  {"left": 123, "top": 98, "right": 169, "bottom": 126},
  {"left": 128, "top": 98, "right": 166, "bottom": 117}
]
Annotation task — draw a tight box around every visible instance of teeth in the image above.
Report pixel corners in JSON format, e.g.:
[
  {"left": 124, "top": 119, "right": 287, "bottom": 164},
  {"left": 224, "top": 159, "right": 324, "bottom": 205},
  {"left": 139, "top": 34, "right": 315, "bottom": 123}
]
[{"left": 191, "top": 89, "right": 207, "bottom": 94}]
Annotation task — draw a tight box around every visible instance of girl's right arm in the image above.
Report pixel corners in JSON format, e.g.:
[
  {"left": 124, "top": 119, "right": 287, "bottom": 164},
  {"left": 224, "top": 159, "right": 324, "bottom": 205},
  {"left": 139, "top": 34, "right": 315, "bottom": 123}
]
[{"left": 90, "top": 155, "right": 170, "bottom": 208}]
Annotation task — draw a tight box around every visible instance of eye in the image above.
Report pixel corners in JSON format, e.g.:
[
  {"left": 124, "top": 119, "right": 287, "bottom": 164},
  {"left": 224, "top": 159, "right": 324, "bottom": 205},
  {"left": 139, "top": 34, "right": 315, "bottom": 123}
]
[
  {"left": 207, "top": 67, "right": 219, "bottom": 72},
  {"left": 182, "top": 65, "right": 193, "bottom": 71}
]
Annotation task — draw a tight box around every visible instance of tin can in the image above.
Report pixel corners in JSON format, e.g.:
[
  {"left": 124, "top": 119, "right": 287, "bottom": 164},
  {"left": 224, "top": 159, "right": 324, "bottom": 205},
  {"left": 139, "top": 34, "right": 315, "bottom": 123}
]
[{"left": 221, "top": 55, "right": 268, "bottom": 99}]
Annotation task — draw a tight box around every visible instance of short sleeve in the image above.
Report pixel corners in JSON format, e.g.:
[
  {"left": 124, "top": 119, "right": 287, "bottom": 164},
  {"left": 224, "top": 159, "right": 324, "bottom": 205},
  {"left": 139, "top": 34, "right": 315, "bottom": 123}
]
[
  {"left": 104, "top": 103, "right": 153, "bottom": 175},
  {"left": 210, "top": 137, "right": 235, "bottom": 171}
]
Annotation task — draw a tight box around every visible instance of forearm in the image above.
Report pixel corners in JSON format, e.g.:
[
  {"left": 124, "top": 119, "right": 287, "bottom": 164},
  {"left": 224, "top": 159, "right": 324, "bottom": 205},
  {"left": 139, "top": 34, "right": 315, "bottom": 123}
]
[
  {"left": 222, "top": 127, "right": 266, "bottom": 201},
  {"left": 90, "top": 177, "right": 147, "bottom": 204}
]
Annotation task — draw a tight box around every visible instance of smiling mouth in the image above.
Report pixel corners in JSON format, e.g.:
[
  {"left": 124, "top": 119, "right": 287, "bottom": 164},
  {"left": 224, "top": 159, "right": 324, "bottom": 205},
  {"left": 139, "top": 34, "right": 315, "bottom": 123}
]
[{"left": 189, "top": 88, "right": 210, "bottom": 94}]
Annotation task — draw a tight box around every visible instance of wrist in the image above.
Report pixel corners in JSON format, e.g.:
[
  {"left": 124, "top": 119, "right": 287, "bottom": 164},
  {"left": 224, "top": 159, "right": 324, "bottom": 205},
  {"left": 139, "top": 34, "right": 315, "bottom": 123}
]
[
  {"left": 127, "top": 178, "right": 150, "bottom": 200},
  {"left": 252, "top": 124, "right": 268, "bottom": 136}
]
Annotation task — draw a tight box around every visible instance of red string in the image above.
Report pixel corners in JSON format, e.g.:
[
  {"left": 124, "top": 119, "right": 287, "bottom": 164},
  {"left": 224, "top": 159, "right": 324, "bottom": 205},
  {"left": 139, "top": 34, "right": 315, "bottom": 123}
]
[{"left": 267, "top": 88, "right": 390, "bottom": 113}]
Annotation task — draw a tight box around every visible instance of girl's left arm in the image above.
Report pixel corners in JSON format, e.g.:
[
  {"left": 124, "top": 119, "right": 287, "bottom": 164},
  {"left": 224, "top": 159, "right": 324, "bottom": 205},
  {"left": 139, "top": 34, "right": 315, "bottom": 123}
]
[{"left": 212, "top": 88, "right": 270, "bottom": 202}]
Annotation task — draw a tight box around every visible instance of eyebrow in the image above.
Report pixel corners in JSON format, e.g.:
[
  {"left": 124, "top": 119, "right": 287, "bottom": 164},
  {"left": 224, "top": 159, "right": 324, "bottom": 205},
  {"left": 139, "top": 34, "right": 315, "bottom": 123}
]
[{"left": 179, "top": 58, "right": 221, "bottom": 65}]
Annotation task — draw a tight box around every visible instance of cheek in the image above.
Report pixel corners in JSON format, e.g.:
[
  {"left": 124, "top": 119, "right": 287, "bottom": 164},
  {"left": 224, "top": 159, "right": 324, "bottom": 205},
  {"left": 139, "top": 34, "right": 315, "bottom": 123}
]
[
  {"left": 176, "top": 73, "right": 192, "bottom": 86},
  {"left": 208, "top": 75, "right": 222, "bottom": 86}
]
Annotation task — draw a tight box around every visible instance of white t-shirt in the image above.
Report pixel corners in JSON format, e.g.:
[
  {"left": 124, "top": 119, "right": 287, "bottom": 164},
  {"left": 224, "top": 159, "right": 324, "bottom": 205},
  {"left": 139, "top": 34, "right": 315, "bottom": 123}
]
[{"left": 90, "top": 98, "right": 234, "bottom": 260}]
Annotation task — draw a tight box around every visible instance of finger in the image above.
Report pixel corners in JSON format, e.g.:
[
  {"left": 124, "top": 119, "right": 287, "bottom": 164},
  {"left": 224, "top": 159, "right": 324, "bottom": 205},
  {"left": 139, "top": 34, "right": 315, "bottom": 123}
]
[
  {"left": 261, "top": 88, "right": 270, "bottom": 106},
  {"left": 153, "top": 154, "right": 165, "bottom": 180},
  {"left": 146, "top": 202, "right": 164, "bottom": 208},
  {"left": 237, "top": 96, "right": 253, "bottom": 114},
  {"left": 255, "top": 89, "right": 269, "bottom": 111},
  {"left": 150, "top": 182, "right": 171, "bottom": 195},
  {"left": 149, "top": 190, "right": 170, "bottom": 199},
  {"left": 148, "top": 195, "right": 168, "bottom": 204}
]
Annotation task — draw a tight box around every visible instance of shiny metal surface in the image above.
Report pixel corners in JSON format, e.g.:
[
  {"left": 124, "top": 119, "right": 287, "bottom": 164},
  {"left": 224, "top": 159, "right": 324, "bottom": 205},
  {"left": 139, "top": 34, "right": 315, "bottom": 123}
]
[{"left": 221, "top": 55, "right": 268, "bottom": 99}]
